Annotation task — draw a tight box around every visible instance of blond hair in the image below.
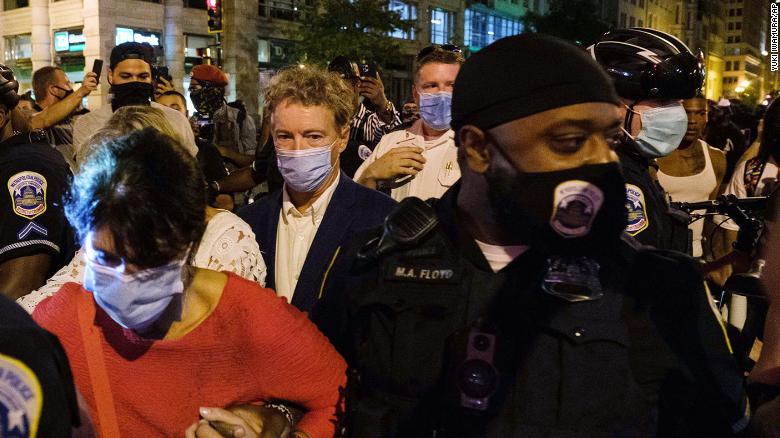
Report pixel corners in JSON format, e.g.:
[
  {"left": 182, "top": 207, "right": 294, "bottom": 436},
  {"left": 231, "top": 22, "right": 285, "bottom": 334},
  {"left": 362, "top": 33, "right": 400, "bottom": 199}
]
[
  {"left": 77, "top": 105, "right": 182, "bottom": 166},
  {"left": 264, "top": 66, "right": 358, "bottom": 130}
]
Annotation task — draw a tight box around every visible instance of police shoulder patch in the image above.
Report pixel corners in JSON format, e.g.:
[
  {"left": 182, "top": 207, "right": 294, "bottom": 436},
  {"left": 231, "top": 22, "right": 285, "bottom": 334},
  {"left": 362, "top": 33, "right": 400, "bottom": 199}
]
[
  {"left": 625, "top": 184, "right": 648, "bottom": 235},
  {"left": 0, "top": 353, "right": 43, "bottom": 437},
  {"left": 8, "top": 172, "right": 47, "bottom": 220}
]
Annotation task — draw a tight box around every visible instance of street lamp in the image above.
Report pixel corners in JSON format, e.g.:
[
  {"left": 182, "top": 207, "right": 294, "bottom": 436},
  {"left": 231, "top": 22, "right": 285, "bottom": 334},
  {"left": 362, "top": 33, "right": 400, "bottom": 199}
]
[{"left": 739, "top": 80, "right": 751, "bottom": 88}]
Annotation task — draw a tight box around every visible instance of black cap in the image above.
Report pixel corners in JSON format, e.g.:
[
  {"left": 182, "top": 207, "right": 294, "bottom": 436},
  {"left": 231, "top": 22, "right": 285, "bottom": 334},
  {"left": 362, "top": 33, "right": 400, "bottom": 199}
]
[
  {"left": 110, "top": 42, "right": 155, "bottom": 69},
  {"left": 451, "top": 34, "right": 620, "bottom": 132}
]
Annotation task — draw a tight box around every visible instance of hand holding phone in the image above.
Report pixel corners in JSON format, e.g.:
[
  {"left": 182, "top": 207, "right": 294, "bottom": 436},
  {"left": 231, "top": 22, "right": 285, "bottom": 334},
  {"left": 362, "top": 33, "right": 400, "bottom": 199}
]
[{"left": 91, "top": 59, "right": 103, "bottom": 84}]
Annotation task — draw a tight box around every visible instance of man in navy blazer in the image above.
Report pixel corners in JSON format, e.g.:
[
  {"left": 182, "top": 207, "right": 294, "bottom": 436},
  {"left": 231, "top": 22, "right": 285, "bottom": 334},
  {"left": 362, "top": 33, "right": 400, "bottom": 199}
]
[{"left": 238, "top": 66, "right": 395, "bottom": 312}]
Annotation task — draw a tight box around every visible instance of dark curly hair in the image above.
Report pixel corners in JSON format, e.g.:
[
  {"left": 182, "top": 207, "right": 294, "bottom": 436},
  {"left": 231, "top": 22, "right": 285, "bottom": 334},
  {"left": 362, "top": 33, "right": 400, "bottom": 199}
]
[{"left": 65, "top": 128, "right": 206, "bottom": 268}]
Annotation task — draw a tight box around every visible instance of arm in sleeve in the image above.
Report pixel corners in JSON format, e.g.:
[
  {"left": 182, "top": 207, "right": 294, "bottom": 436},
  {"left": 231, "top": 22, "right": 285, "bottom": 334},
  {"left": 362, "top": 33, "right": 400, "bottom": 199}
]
[
  {"left": 353, "top": 134, "right": 391, "bottom": 183},
  {"left": 366, "top": 105, "right": 401, "bottom": 149},
  {"left": 640, "top": 251, "right": 749, "bottom": 435},
  {"left": 240, "top": 115, "right": 258, "bottom": 156},
  {"left": 251, "top": 294, "right": 346, "bottom": 438}
]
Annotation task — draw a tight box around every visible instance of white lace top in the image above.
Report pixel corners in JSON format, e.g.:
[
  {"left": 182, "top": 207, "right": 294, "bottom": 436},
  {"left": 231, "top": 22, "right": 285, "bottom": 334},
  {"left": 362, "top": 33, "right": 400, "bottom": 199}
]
[{"left": 17, "top": 210, "right": 267, "bottom": 314}]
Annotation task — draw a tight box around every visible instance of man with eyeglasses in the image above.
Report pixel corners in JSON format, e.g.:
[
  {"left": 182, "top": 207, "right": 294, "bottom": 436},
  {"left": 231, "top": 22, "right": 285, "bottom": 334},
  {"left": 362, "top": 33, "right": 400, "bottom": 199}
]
[
  {"left": 327, "top": 56, "right": 401, "bottom": 177},
  {"left": 354, "top": 45, "right": 463, "bottom": 201}
]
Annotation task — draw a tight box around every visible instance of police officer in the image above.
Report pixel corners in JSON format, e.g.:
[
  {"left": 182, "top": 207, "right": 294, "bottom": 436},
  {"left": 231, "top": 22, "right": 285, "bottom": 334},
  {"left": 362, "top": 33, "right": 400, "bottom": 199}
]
[
  {"left": 589, "top": 28, "right": 703, "bottom": 252},
  {"left": 0, "top": 65, "right": 74, "bottom": 299},
  {"left": 313, "top": 34, "right": 748, "bottom": 437},
  {"left": 0, "top": 293, "right": 87, "bottom": 436}
]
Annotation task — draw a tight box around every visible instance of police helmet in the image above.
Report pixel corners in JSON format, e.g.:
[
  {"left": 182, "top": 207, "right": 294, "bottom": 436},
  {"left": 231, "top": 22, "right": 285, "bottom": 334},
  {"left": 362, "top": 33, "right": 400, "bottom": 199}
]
[
  {"left": 0, "top": 64, "right": 20, "bottom": 110},
  {"left": 588, "top": 28, "right": 704, "bottom": 101}
]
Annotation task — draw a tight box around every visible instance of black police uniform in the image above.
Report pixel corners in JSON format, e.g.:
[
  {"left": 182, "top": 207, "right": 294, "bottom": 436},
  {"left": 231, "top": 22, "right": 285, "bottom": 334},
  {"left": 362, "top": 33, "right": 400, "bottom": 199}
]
[
  {"left": 0, "top": 294, "right": 81, "bottom": 436},
  {"left": 618, "top": 144, "right": 690, "bottom": 253},
  {"left": 0, "top": 132, "right": 74, "bottom": 275},
  {"left": 312, "top": 184, "right": 748, "bottom": 437}
]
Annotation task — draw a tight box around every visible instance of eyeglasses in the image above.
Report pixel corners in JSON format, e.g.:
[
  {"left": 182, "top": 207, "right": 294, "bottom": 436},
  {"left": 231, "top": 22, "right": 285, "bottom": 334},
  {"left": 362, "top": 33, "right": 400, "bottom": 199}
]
[{"left": 417, "top": 44, "right": 462, "bottom": 61}]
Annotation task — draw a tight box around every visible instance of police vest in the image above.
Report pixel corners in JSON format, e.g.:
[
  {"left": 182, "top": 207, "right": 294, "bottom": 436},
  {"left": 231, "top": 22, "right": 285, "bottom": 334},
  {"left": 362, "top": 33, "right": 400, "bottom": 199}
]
[{"left": 341, "top": 198, "right": 746, "bottom": 438}]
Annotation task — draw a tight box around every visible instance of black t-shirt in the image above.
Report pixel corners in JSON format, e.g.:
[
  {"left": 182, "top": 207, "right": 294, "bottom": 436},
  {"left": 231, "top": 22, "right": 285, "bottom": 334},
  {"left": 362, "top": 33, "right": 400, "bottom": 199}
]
[
  {"left": 0, "top": 133, "right": 75, "bottom": 273},
  {"left": 0, "top": 294, "right": 80, "bottom": 436}
]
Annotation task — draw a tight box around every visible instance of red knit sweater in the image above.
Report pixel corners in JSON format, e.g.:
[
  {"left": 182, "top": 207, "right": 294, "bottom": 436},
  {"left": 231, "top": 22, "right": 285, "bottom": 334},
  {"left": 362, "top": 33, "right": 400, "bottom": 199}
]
[{"left": 33, "top": 273, "right": 346, "bottom": 437}]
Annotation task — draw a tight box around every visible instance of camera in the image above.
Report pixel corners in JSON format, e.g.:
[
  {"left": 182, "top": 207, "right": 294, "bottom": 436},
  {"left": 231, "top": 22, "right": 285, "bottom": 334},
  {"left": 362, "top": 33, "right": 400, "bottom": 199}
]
[
  {"left": 359, "top": 61, "right": 377, "bottom": 79},
  {"left": 195, "top": 114, "right": 215, "bottom": 143},
  {"left": 445, "top": 323, "right": 500, "bottom": 412},
  {"left": 153, "top": 66, "right": 173, "bottom": 84}
]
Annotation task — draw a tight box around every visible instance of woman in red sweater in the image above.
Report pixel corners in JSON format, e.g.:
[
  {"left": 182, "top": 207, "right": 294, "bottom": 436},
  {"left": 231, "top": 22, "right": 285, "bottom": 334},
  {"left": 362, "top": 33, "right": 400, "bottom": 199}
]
[{"left": 33, "top": 128, "right": 346, "bottom": 438}]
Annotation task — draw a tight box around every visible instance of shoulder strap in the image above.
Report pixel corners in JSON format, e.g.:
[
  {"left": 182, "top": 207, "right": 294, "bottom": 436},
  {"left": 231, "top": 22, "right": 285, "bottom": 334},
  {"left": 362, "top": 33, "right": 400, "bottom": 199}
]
[
  {"left": 744, "top": 156, "right": 766, "bottom": 197},
  {"left": 76, "top": 293, "right": 121, "bottom": 437}
]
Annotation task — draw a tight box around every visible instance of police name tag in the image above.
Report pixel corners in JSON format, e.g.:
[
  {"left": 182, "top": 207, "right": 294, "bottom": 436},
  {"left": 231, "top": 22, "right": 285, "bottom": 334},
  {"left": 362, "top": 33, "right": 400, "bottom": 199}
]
[{"left": 385, "top": 263, "right": 460, "bottom": 283}]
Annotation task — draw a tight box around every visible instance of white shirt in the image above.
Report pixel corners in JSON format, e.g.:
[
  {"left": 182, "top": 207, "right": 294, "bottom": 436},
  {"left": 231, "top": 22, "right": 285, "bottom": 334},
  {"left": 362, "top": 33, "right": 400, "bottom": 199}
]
[
  {"left": 17, "top": 210, "right": 266, "bottom": 314},
  {"left": 719, "top": 156, "right": 779, "bottom": 231},
  {"left": 475, "top": 239, "right": 529, "bottom": 272},
  {"left": 656, "top": 140, "right": 719, "bottom": 257},
  {"left": 354, "top": 120, "right": 460, "bottom": 201},
  {"left": 72, "top": 101, "right": 198, "bottom": 163},
  {"left": 274, "top": 176, "right": 340, "bottom": 302}
]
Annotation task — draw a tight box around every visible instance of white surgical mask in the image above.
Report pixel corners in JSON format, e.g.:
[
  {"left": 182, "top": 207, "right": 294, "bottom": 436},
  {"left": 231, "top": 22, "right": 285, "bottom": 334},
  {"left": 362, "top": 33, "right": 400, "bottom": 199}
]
[
  {"left": 630, "top": 102, "right": 688, "bottom": 158},
  {"left": 276, "top": 140, "right": 336, "bottom": 192},
  {"left": 83, "top": 239, "right": 186, "bottom": 331}
]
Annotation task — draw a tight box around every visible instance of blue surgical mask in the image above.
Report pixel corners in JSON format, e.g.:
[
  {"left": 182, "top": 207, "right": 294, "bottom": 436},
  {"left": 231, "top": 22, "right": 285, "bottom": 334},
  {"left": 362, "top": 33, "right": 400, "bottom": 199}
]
[
  {"left": 631, "top": 102, "right": 688, "bottom": 158},
  {"left": 418, "top": 91, "right": 453, "bottom": 131},
  {"left": 83, "top": 249, "right": 186, "bottom": 331},
  {"left": 276, "top": 140, "right": 336, "bottom": 192}
]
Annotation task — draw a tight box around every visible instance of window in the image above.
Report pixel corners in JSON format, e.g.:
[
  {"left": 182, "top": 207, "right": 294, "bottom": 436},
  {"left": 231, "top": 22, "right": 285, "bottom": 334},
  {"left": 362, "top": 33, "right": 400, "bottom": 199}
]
[
  {"left": 629, "top": 16, "right": 635, "bottom": 27},
  {"left": 639, "top": 0, "right": 643, "bottom": 7},
  {"left": 736, "top": 8, "right": 742, "bottom": 16},
  {"left": 465, "top": 8, "right": 523, "bottom": 50},
  {"left": 735, "top": 36, "right": 741, "bottom": 43},
  {"left": 726, "top": 61, "right": 732, "bottom": 71},
  {"left": 638, "top": 19, "right": 643, "bottom": 27},
  {"left": 729, "top": 8, "right": 734, "bottom": 16},
  {"left": 388, "top": 0, "right": 416, "bottom": 40},
  {"left": 3, "top": 34, "right": 32, "bottom": 61},
  {"left": 185, "top": 0, "right": 207, "bottom": 8},
  {"left": 259, "top": 0, "right": 311, "bottom": 20},
  {"left": 728, "top": 22, "right": 734, "bottom": 30},
  {"left": 3, "top": 0, "right": 28, "bottom": 9},
  {"left": 430, "top": 8, "right": 454, "bottom": 44},
  {"left": 733, "top": 61, "right": 740, "bottom": 70},
  {"left": 620, "top": 13, "right": 627, "bottom": 28},
  {"left": 727, "top": 36, "right": 734, "bottom": 43},
  {"left": 735, "top": 22, "right": 741, "bottom": 30},
  {"left": 675, "top": 6, "right": 679, "bottom": 24}
]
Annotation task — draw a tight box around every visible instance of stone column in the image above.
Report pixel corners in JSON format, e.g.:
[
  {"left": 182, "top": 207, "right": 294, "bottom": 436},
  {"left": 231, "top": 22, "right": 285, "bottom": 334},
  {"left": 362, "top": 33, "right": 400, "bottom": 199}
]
[
  {"left": 418, "top": 0, "right": 431, "bottom": 46},
  {"left": 83, "top": 0, "right": 115, "bottom": 109},
  {"left": 222, "top": 0, "right": 260, "bottom": 119},
  {"left": 30, "top": 0, "right": 52, "bottom": 72},
  {"left": 164, "top": 0, "right": 186, "bottom": 92}
]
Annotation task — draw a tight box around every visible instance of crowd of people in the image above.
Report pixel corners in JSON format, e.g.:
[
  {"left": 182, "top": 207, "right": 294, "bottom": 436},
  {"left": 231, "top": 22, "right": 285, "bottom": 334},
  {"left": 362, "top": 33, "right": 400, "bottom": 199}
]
[{"left": 1, "top": 26, "right": 780, "bottom": 437}]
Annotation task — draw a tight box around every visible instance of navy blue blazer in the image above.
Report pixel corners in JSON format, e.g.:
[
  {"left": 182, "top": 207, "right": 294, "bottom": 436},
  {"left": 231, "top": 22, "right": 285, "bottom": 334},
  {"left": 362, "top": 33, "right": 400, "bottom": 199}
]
[{"left": 238, "top": 172, "right": 396, "bottom": 312}]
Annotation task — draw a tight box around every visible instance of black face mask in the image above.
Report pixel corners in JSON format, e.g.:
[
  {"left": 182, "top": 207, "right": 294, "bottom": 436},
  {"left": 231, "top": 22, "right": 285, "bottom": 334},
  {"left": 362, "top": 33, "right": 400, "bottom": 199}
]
[
  {"left": 52, "top": 86, "right": 74, "bottom": 101},
  {"left": 111, "top": 81, "right": 153, "bottom": 111},
  {"left": 190, "top": 86, "right": 224, "bottom": 116},
  {"left": 484, "top": 141, "right": 628, "bottom": 257}
]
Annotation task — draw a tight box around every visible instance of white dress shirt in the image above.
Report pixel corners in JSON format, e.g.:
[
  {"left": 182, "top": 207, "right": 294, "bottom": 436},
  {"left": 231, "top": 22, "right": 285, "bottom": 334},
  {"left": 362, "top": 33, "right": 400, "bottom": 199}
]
[
  {"left": 274, "top": 175, "right": 340, "bottom": 302},
  {"left": 354, "top": 119, "right": 460, "bottom": 201}
]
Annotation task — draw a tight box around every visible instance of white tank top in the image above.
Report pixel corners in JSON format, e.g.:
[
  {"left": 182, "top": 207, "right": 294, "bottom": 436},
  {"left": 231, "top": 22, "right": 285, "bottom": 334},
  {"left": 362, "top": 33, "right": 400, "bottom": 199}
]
[{"left": 657, "top": 140, "right": 717, "bottom": 258}]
